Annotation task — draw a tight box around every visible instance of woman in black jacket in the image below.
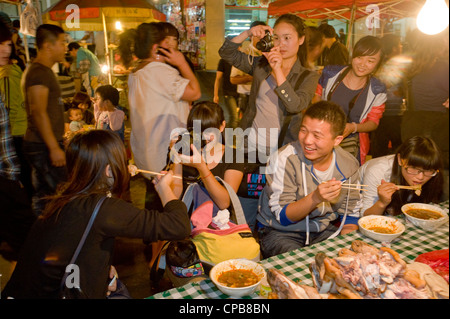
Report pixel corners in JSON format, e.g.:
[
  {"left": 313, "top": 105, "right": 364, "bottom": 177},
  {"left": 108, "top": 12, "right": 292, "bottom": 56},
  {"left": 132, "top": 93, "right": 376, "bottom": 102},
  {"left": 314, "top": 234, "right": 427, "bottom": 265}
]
[{"left": 3, "top": 130, "right": 190, "bottom": 299}]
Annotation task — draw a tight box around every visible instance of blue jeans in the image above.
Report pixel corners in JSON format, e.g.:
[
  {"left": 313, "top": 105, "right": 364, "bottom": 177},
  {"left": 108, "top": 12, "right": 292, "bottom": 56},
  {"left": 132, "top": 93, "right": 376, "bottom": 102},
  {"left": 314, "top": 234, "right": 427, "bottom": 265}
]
[
  {"left": 23, "top": 141, "right": 68, "bottom": 216},
  {"left": 258, "top": 223, "right": 339, "bottom": 259},
  {"left": 223, "top": 95, "right": 239, "bottom": 129}
]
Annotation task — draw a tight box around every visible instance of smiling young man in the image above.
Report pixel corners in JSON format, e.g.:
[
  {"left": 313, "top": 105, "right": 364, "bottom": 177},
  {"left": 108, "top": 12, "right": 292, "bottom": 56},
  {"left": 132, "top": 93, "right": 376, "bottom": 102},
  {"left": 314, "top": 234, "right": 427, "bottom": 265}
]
[{"left": 256, "top": 101, "right": 362, "bottom": 258}]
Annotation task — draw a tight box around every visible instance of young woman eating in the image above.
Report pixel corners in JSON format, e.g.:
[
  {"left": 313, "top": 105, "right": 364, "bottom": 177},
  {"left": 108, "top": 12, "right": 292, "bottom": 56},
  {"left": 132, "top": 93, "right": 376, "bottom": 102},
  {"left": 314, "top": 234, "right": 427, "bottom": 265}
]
[{"left": 359, "top": 136, "right": 444, "bottom": 216}]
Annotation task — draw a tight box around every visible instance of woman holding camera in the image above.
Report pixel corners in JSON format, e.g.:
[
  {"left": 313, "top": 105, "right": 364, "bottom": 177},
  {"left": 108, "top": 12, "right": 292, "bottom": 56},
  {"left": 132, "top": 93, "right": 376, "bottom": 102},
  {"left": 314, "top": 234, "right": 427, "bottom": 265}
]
[
  {"left": 171, "top": 101, "right": 244, "bottom": 211},
  {"left": 219, "top": 14, "right": 320, "bottom": 158}
]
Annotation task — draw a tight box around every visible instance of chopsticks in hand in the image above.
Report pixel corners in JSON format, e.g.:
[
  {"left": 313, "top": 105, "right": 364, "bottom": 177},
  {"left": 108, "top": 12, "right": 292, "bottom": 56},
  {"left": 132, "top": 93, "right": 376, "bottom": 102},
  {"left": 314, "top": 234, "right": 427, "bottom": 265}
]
[
  {"left": 340, "top": 182, "right": 368, "bottom": 192},
  {"left": 128, "top": 164, "right": 182, "bottom": 179}
]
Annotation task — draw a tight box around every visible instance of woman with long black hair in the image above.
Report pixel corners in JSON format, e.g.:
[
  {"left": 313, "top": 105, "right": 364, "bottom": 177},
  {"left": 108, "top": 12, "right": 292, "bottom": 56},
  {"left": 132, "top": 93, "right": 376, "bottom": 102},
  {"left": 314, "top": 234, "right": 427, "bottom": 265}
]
[
  {"left": 3, "top": 130, "right": 190, "bottom": 298},
  {"left": 360, "top": 136, "right": 444, "bottom": 216}
]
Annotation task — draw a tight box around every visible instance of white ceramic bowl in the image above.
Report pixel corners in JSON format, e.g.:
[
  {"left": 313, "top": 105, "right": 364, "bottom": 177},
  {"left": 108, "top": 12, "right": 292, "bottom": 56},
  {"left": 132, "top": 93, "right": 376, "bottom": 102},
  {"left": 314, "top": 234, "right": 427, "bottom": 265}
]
[
  {"left": 401, "top": 203, "right": 449, "bottom": 231},
  {"left": 210, "top": 259, "right": 266, "bottom": 297},
  {"left": 358, "top": 215, "right": 405, "bottom": 242}
]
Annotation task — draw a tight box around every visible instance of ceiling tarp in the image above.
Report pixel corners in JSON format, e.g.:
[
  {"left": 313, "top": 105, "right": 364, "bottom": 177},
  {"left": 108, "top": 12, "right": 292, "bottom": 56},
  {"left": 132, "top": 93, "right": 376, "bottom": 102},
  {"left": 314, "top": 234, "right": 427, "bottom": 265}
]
[
  {"left": 268, "top": 0, "right": 425, "bottom": 21},
  {"left": 42, "top": 0, "right": 166, "bottom": 31}
]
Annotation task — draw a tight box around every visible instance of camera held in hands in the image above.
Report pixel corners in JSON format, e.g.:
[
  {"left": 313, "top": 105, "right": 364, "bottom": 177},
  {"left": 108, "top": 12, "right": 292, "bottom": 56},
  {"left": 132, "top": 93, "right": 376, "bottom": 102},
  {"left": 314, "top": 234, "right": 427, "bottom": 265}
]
[
  {"left": 174, "top": 130, "right": 207, "bottom": 156},
  {"left": 256, "top": 31, "right": 274, "bottom": 52}
]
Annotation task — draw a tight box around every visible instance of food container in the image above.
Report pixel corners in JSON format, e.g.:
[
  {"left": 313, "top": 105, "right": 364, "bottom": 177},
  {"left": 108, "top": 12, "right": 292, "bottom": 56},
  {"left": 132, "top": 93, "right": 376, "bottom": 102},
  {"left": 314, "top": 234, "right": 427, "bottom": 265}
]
[
  {"left": 401, "top": 203, "right": 449, "bottom": 231},
  {"left": 358, "top": 215, "right": 405, "bottom": 242},
  {"left": 210, "top": 258, "right": 266, "bottom": 297}
]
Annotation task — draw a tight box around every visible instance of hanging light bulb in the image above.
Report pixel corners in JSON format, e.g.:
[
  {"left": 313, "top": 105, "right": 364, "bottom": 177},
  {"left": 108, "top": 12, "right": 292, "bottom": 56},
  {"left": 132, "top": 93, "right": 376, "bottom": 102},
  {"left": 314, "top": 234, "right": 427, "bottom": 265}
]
[
  {"left": 115, "top": 21, "right": 123, "bottom": 31},
  {"left": 416, "top": 0, "right": 449, "bottom": 35}
]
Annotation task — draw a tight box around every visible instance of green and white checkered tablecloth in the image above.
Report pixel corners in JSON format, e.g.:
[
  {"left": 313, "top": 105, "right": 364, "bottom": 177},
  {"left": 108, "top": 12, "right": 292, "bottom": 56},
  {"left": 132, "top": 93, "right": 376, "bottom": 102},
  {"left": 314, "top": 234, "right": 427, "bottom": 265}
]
[{"left": 149, "top": 202, "right": 449, "bottom": 299}]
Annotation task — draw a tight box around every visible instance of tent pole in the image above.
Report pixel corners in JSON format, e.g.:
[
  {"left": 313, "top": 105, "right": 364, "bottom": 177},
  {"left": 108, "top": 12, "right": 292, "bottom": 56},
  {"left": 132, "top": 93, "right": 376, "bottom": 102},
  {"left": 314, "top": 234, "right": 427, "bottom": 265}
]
[
  {"left": 102, "top": 11, "right": 112, "bottom": 85},
  {"left": 347, "top": 1, "right": 357, "bottom": 49}
]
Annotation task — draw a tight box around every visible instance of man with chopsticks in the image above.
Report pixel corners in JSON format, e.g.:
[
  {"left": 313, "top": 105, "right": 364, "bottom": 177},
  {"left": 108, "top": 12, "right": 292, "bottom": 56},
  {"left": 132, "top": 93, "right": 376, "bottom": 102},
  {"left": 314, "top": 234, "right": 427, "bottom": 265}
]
[{"left": 257, "top": 101, "right": 362, "bottom": 258}]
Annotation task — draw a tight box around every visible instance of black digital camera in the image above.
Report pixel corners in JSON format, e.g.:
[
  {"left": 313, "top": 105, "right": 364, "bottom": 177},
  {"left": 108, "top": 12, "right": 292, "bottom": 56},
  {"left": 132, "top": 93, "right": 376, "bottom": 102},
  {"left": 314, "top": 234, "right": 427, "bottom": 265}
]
[
  {"left": 174, "top": 130, "right": 207, "bottom": 156},
  {"left": 256, "top": 31, "right": 274, "bottom": 52}
]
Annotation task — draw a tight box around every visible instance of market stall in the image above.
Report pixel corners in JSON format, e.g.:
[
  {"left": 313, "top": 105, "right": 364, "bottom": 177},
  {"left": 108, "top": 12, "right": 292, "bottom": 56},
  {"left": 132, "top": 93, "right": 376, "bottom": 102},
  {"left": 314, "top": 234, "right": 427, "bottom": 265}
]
[
  {"left": 268, "top": 0, "right": 425, "bottom": 47},
  {"left": 42, "top": 0, "right": 166, "bottom": 83}
]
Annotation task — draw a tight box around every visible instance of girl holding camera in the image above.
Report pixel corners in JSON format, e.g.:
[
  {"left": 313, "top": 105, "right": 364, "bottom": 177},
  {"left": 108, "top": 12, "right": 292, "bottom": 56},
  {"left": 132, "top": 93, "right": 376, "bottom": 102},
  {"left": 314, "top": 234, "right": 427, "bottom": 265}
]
[
  {"left": 219, "top": 14, "right": 320, "bottom": 158},
  {"left": 170, "top": 101, "right": 244, "bottom": 211}
]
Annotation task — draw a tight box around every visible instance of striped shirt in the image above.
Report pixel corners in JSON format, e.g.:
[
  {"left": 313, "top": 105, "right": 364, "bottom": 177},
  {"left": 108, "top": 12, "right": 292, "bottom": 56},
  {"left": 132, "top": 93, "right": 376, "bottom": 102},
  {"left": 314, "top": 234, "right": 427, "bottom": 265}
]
[{"left": 0, "top": 99, "right": 20, "bottom": 181}]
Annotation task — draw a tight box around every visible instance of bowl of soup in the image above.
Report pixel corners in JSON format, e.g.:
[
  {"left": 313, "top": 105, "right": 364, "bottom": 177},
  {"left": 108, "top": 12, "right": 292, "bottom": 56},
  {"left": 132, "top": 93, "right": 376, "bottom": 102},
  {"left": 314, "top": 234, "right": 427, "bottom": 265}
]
[
  {"left": 210, "top": 259, "right": 266, "bottom": 297},
  {"left": 358, "top": 215, "right": 405, "bottom": 242},
  {"left": 401, "top": 203, "right": 448, "bottom": 231}
]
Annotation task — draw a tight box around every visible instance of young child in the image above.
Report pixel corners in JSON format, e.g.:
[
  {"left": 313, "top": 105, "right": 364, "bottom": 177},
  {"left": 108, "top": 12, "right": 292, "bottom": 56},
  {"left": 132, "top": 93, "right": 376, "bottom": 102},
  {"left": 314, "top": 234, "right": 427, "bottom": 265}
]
[
  {"left": 93, "top": 85, "right": 125, "bottom": 141},
  {"left": 68, "top": 107, "right": 86, "bottom": 132},
  {"left": 72, "top": 91, "right": 95, "bottom": 125}
]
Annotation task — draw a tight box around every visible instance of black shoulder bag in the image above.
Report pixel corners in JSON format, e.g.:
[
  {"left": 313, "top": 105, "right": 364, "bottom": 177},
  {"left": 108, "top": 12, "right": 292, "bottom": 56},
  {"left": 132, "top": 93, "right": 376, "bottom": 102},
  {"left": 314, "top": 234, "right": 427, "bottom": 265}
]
[
  {"left": 59, "top": 196, "right": 107, "bottom": 299},
  {"left": 278, "top": 69, "right": 312, "bottom": 148}
]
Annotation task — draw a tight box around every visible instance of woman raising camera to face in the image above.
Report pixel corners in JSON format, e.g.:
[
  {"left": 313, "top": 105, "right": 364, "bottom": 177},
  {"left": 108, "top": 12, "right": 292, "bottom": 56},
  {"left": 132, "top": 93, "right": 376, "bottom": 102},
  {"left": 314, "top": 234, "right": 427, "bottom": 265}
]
[
  {"left": 219, "top": 14, "right": 320, "bottom": 158},
  {"left": 170, "top": 101, "right": 244, "bottom": 211}
]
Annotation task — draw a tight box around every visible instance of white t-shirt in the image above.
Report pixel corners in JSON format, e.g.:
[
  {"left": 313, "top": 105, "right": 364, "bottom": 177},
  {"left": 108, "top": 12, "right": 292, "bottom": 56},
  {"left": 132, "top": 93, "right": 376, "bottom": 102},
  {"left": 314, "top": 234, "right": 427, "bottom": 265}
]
[
  {"left": 359, "top": 154, "right": 395, "bottom": 214},
  {"left": 128, "top": 62, "right": 190, "bottom": 176}
]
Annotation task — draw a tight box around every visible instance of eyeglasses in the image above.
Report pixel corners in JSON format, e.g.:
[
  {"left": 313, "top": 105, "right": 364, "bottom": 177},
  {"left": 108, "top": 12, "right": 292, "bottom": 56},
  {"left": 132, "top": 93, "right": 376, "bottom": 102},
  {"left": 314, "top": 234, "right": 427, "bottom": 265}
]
[{"left": 404, "top": 166, "right": 439, "bottom": 177}]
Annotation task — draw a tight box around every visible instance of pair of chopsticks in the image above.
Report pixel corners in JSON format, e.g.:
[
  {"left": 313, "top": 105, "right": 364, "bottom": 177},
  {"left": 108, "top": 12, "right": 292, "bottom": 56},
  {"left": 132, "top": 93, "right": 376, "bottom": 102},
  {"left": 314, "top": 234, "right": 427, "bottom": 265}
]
[
  {"left": 341, "top": 183, "right": 368, "bottom": 192},
  {"left": 135, "top": 168, "right": 182, "bottom": 180},
  {"left": 395, "top": 185, "right": 421, "bottom": 190}
]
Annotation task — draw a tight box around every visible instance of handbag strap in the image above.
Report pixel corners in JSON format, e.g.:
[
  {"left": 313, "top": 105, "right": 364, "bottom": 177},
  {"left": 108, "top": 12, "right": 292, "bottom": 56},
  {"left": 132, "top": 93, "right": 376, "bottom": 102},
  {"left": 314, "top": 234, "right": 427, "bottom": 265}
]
[
  {"left": 182, "top": 177, "right": 247, "bottom": 226},
  {"left": 59, "top": 196, "right": 107, "bottom": 291},
  {"left": 214, "top": 176, "right": 247, "bottom": 225}
]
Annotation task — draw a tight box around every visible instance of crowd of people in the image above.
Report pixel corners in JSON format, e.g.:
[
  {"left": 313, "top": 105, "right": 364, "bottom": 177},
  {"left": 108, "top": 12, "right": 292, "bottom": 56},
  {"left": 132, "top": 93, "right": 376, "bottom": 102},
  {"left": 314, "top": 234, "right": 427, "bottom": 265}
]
[{"left": 0, "top": 12, "right": 448, "bottom": 299}]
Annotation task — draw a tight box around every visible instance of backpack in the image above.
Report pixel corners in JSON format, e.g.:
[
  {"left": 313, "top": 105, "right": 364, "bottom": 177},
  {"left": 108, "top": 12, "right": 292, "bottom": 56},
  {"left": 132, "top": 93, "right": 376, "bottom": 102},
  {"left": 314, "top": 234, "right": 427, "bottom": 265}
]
[{"left": 182, "top": 176, "right": 261, "bottom": 265}]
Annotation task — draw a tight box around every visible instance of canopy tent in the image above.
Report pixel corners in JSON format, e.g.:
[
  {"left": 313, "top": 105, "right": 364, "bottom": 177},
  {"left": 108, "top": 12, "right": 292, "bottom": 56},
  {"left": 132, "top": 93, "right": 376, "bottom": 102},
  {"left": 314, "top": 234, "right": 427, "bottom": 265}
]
[
  {"left": 42, "top": 0, "right": 166, "bottom": 84},
  {"left": 42, "top": 0, "right": 166, "bottom": 32},
  {"left": 268, "top": 0, "right": 425, "bottom": 47},
  {"left": 268, "top": 0, "right": 424, "bottom": 20}
]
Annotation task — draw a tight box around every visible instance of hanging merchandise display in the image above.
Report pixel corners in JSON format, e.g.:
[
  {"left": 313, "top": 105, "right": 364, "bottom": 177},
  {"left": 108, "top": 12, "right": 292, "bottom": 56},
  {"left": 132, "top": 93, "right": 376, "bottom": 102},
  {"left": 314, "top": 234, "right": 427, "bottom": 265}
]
[
  {"left": 20, "top": 0, "right": 39, "bottom": 37},
  {"left": 162, "top": 0, "right": 206, "bottom": 69},
  {"left": 183, "top": 0, "right": 206, "bottom": 69},
  {"left": 227, "top": 0, "right": 275, "bottom": 8},
  {"left": 164, "top": 0, "right": 186, "bottom": 38}
]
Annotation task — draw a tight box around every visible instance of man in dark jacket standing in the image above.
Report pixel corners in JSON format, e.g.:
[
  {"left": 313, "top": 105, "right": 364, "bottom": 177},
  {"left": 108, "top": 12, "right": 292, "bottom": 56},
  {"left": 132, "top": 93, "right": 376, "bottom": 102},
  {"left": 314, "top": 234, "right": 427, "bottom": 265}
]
[{"left": 319, "top": 24, "right": 349, "bottom": 67}]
